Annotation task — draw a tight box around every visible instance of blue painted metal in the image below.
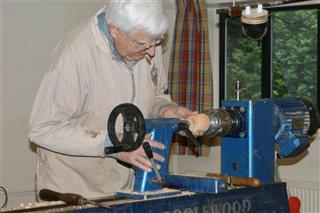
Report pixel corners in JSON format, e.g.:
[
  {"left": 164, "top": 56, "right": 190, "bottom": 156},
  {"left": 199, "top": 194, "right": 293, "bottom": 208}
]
[
  {"left": 133, "top": 118, "right": 180, "bottom": 192},
  {"left": 221, "top": 98, "right": 311, "bottom": 184},
  {"left": 116, "top": 189, "right": 181, "bottom": 200},
  {"left": 69, "top": 183, "right": 289, "bottom": 213},
  {"left": 221, "top": 100, "right": 274, "bottom": 184},
  {"left": 273, "top": 98, "right": 310, "bottom": 158},
  {"left": 165, "top": 174, "right": 227, "bottom": 193},
  {"left": 122, "top": 118, "right": 228, "bottom": 199},
  {"left": 114, "top": 98, "right": 309, "bottom": 205}
]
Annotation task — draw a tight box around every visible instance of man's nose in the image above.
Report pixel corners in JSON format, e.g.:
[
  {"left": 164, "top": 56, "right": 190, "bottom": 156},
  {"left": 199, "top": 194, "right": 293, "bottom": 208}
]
[{"left": 146, "top": 46, "right": 156, "bottom": 57}]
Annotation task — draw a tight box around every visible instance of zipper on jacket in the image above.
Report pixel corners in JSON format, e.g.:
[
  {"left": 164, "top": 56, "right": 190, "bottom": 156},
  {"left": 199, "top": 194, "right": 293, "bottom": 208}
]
[{"left": 129, "top": 67, "right": 135, "bottom": 103}]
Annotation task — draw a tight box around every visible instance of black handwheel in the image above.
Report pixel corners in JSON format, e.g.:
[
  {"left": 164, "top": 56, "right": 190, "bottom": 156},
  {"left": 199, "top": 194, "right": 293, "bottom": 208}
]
[{"left": 106, "top": 103, "right": 146, "bottom": 154}]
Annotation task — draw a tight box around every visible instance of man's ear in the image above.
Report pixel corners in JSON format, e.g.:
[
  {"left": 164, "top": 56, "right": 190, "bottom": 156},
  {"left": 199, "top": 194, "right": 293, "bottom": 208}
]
[{"left": 108, "top": 23, "right": 119, "bottom": 39}]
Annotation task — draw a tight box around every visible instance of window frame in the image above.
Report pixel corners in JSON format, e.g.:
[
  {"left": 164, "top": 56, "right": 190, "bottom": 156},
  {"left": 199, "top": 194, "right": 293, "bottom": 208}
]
[{"left": 217, "top": 4, "right": 320, "bottom": 110}]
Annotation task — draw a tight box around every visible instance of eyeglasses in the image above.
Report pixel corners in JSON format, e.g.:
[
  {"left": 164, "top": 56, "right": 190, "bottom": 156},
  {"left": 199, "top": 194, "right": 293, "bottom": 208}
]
[{"left": 122, "top": 30, "right": 166, "bottom": 50}]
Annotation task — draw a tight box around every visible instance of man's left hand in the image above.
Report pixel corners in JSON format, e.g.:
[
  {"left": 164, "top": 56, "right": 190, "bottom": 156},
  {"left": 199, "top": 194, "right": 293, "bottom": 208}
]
[
  {"left": 160, "top": 105, "right": 198, "bottom": 120},
  {"left": 160, "top": 105, "right": 201, "bottom": 137}
]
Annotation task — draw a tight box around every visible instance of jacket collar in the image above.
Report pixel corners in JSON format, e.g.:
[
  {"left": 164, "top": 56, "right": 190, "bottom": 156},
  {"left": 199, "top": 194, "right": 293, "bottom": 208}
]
[
  {"left": 97, "top": 11, "right": 138, "bottom": 70},
  {"left": 97, "top": 12, "right": 123, "bottom": 62}
]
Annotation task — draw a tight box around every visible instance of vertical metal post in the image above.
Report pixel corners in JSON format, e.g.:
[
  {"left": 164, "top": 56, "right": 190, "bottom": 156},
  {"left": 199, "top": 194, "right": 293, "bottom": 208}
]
[
  {"left": 317, "top": 9, "right": 320, "bottom": 111},
  {"left": 261, "top": 13, "right": 272, "bottom": 98},
  {"left": 217, "top": 9, "right": 228, "bottom": 106}
]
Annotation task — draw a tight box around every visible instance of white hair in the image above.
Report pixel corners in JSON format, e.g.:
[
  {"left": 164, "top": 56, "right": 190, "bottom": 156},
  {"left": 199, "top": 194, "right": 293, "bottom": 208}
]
[{"left": 105, "top": 0, "right": 168, "bottom": 37}]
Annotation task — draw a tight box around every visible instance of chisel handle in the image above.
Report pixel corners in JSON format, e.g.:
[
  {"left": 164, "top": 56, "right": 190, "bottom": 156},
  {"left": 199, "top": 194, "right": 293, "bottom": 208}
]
[
  {"left": 39, "top": 188, "right": 88, "bottom": 205},
  {"left": 207, "top": 173, "right": 261, "bottom": 187}
]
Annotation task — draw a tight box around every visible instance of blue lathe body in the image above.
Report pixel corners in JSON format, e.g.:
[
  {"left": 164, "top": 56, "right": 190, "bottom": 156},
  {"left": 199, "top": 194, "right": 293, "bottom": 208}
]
[
  {"left": 117, "top": 98, "right": 314, "bottom": 197},
  {"left": 9, "top": 98, "right": 317, "bottom": 213},
  {"left": 99, "top": 98, "right": 316, "bottom": 212},
  {"left": 221, "top": 98, "right": 311, "bottom": 185}
]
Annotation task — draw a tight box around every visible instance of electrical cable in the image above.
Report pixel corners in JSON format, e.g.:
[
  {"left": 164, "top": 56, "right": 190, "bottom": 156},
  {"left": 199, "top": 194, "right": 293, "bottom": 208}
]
[
  {"left": 0, "top": 186, "right": 8, "bottom": 209},
  {"left": 34, "top": 173, "right": 39, "bottom": 202},
  {"left": 274, "top": 153, "right": 282, "bottom": 182}
]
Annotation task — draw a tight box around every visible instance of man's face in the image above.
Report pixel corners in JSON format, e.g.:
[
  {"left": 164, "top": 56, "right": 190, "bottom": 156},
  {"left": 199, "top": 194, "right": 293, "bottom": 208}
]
[{"left": 108, "top": 24, "right": 164, "bottom": 61}]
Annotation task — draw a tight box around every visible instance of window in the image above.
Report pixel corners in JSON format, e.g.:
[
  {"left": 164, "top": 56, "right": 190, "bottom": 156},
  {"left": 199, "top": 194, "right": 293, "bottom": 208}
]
[
  {"left": 226, "top": 17, "right": 261, "bottom": 100},
  {"left": 218, "top": 5, "right": 319, "bottom": 110},
  {"left": 272, "top": 9, "right": 318, "bottom": 105}
]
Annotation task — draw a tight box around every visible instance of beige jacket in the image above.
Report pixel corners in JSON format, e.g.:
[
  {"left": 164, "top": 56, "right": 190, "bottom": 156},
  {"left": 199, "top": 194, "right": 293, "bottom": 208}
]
[{"left": 29, "top": 10, "right": 173, "bottom": 198}]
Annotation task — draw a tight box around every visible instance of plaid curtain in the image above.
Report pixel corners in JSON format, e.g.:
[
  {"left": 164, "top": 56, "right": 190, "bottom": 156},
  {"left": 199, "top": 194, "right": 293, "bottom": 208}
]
[{"left": 169, "top": 0, "right": 213, "bottom": 156}]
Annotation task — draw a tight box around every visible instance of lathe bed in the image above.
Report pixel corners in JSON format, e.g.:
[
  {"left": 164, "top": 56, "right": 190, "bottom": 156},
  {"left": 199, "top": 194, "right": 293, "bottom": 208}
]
[{"left": 1, "top": 182, "right": 289, "bottom": 212}]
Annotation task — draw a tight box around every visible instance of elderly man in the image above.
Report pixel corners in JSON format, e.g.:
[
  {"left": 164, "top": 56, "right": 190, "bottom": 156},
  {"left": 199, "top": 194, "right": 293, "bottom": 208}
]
[{"left": 29, "top": 1, "right": 197, "bottom": 199}]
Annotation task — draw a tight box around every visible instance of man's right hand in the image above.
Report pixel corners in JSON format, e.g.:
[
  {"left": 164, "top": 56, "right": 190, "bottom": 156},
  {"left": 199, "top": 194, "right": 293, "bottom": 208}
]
[{"left": 114, "top": 134, "right": 165, "bottom": 172}]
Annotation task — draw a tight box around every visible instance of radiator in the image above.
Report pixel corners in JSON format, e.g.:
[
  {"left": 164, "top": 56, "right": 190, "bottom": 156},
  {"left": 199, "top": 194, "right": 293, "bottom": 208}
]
[{"left": 285, "top": 180, "right": 320, "bottom": 213}]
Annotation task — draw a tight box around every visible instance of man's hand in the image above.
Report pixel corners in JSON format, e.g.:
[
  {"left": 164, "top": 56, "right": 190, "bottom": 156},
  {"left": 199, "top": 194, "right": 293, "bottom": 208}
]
[
  {"left": 114, "top": 134, "right": 165, "bottom": 172},
  {"left": 160, "top": 105, "right": 198, "bottom": 120},
  {"left": 160, "top": 105, "right": 203, "bottom": 136}
]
